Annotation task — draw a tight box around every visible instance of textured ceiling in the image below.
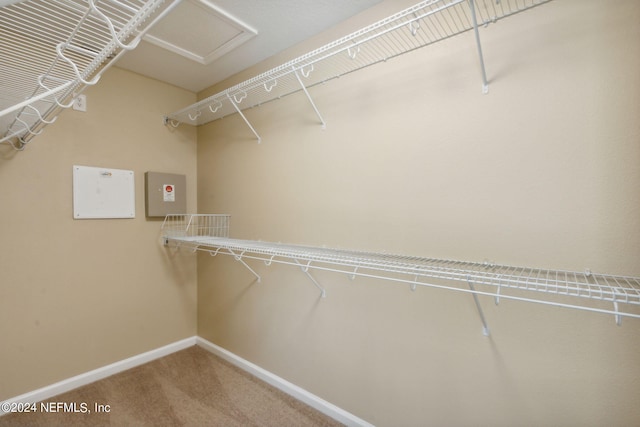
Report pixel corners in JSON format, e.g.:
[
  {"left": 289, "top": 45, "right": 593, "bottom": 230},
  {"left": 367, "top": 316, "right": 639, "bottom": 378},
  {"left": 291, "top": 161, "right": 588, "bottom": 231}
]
[{"left": 115, "top": 0, "right": 382, "bottom": 93}]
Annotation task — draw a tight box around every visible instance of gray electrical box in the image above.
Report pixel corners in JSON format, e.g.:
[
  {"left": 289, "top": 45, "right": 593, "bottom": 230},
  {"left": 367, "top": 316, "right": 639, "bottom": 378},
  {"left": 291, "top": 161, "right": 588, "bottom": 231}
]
[{"left": 145, "top": 172, "right": 186, "bottom": 217}]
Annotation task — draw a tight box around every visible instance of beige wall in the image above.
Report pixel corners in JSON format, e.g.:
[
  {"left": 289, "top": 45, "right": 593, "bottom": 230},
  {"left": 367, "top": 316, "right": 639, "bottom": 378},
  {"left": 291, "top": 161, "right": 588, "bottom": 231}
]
[
  {"left": 0, "top": 67, "right": 198, "bottom": 400},
  {"left": 197, "top": 1, "right": 640, "bottom": 426}
]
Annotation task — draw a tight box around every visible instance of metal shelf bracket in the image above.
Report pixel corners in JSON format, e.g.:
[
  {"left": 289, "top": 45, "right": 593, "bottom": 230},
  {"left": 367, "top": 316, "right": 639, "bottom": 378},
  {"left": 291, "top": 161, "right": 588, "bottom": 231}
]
[
  {"left": 468, "top": 0, "right": 490, "bottom": 94},
  {"left": 468, "top": 277, "right": 490, "bottom": 336},
  {"left": 295, "top": 259, "right": 327, "bottom": 298},
  {"left": 226, "top": 94, "right": 262, "bottom": 143},
  {"left": 228, "top": 248, "right": 262, "bottom": 282},
  {"left": 293, "top": 67, "right": 326, "bottom": 130}
]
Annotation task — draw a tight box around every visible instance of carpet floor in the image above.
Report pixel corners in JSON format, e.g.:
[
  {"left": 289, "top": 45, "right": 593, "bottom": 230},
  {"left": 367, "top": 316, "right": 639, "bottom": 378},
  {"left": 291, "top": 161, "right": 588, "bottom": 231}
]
[{"left": 0, "top": 345, "right": 344, "bottom": 427}]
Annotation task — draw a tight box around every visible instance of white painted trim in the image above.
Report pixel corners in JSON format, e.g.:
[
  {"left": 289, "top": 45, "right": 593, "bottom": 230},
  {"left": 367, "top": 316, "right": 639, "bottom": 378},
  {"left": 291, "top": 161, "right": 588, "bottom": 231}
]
[
  {"left": 143, "top": 0, "right": 257, "bottom": 66},
  {"left": 2, "top": 336, "right": 372, "bottom": 426},
  {"left": 196, "top": 337, "right": 374, "bottom": 427},
  {"left": 0, "top": 337, "right": 197, "bottom": 417}
]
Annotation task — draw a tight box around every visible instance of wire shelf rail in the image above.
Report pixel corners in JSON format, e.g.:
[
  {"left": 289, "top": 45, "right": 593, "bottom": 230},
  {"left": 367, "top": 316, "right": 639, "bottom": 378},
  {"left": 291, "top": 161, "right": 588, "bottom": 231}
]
[
  {"left": 162, "top": 215, "right": 640, "bottom": 331},
  {"left": 164, "top": 0, "right": 554, "bottom": 141},
  {"left": 0, "top": 0, "right": 179, "bottom": 150}
]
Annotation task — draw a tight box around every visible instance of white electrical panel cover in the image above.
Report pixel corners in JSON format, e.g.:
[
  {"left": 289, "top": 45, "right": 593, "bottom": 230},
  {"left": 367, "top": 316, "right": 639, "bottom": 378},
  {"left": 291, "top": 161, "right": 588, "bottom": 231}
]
[{"left": 73, "top": 165, "right": 135, "bottom": 219}]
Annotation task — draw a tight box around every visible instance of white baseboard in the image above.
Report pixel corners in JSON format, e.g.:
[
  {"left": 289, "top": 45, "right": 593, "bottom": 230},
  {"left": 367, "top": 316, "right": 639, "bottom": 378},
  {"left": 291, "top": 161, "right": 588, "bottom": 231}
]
[
  {"left": 196, "top": 337, "right": 374, "bottom": 427},
  {"left": 2, "top": 336, "right": 372, "bottom": 427},
  {"left": 0, "top": 336, "right": 196, "bottom": 417}
]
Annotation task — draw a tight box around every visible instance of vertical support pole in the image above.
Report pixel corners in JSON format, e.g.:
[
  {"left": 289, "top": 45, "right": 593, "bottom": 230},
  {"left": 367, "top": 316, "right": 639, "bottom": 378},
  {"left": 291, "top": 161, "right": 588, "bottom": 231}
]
[
  {"left": 226, "top": 94, "right": 262, "bottom": 143},
  {"left": 293, "top": 67, "right": 326, "bottom": 129},
  {"left": 468, "top": 0, "right": 489, "bottom": 94},
  {"left": 468, "top": 278, "right": 490, "bottom": 336}
]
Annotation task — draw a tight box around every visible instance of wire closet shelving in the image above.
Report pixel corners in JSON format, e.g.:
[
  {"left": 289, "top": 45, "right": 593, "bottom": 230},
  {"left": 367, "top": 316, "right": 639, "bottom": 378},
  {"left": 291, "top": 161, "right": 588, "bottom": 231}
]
[
  {"left": 0, "top": 0, "right": 178, "bottom": 150},
  {"left": 163, "top": 215, "right": 640, "bottom": 334},
  {"left": 165, "top": 0, "right": 554, "bottom": 142}
]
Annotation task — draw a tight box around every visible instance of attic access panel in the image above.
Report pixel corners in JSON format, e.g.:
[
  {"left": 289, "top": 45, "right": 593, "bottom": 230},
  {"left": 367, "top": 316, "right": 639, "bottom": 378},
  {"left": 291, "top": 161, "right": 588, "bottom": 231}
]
[{"left": 143, "top": 0, "right": 257, "bottom": 65}]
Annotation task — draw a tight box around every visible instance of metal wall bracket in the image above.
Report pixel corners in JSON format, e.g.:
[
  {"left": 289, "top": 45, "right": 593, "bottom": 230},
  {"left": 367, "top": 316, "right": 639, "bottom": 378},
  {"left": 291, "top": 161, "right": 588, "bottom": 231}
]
[
  {"left": 468, "top": 0, "right": 490, "bottom": 94},
  {"left": 228, "top": 248, "right": 262, "bottom": 282},
  {"left": 293, "top": 67, "right": 326, "bottom": 129},
  {"left": 468, "top": 277, "right": 490, "bottom": 336},
  {"left": 226, "top": 94, "right": 262, "bottom": 143},
  {"left": 295, "top": 259, "right": 327, "bottom": 298}
]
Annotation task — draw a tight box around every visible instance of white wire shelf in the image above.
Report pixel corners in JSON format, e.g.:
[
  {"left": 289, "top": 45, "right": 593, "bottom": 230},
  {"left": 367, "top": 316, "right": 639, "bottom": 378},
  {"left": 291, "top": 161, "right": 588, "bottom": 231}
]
[
  {"left": 162, "top": 215, "right": 640, "bottom": 330},
  {"left": 164, "top": 0, "right": 554, "bottom": 141},
  {"left": 0, "top": 0, "right": 178, "bottom": 150}
]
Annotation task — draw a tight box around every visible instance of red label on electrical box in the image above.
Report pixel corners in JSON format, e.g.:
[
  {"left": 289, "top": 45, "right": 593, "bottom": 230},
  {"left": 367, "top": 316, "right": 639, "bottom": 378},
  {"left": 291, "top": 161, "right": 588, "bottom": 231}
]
[{"left": 163, "top": 184, "right": 175, "bottom": 202}]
